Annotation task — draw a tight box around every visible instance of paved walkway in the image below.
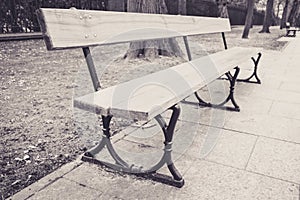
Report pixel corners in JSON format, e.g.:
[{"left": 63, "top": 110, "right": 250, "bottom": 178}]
[{"left": 10, "top": 36, "right": 300, "bottom": 200}]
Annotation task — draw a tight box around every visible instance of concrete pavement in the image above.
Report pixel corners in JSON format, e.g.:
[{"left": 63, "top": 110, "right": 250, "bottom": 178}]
[{"left": 10, "top": 36, "right": 300, "bottom": 200}]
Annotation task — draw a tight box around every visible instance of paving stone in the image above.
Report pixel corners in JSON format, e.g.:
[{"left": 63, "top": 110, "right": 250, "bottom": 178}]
[
  {"left": 256, "top": 75, "right": 282, "bottom": 90},
  {"left": 247, "top": 137, "right": 300, "bottom": 184},
  {"left": 28, "top": 178, "right": 102, "bottom": 200},
  {"left": 270, "top": 101, "right": 300, "bottom": 120},
  {"left": 252, "top": 87, "right": 300, "bottom": 104},
  {"left": 225, "top": 113, "right": 300, "bottom": 144},
  {"left": 203, "top": 129, "right": 257, "bottom": 169},
  {"left": 64, "top": 162, "right": 133, "bottom": 195},
  {"left": 234, "top": 96, "right": 273, "bottom": 115},
  {"left": 280, "top": 81, "right": 300, "bottom": 93},
  {"left": 118, "top": 179, "right": 174, "bottom": 200},
  {"left": 167, "top": 159, "right": 299, "bottom": 200},
  {"left": 10, "top": 159, "right": 83, "bottom": 200}
]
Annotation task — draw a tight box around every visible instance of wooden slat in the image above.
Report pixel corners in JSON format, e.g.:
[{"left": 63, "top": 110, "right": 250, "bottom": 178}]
[
  {"left": 37, "top": 8, "right": 231, "bottom": 50},
  {"left": 74, "top": 47, "right": 261, "bottom": 121}
]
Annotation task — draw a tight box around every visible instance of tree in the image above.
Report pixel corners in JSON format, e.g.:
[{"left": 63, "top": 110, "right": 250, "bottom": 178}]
[
  {"left": 275, "top": 0, "right": 284, "bottom": 18},
  {"left": 280, "top": 0, "right": 290, "bottom": 28},
  {"left": 242, "top": 0, "right": 255, "bottom": 38},
  {"left": 216, "top": 0, "right": 229, "bottom": 18},
  {"left": 124, "top": 0, "right": 183, "bottom": 60},
  {"left": 287, "top": 0, "right": 300, "bottom": 26},
  {"left": 107, "top": 0, "right": 125, "bottom": 11},
  {"left": 259, "top": 0, "right": 275, "bottom": 33},
  {"left": 178, "top": 0, "right": 187, "bottom": 15}
]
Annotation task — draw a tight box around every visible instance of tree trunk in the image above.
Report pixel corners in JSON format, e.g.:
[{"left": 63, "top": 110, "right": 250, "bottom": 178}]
[
  {"left": 288, "top": 0, "right": 300, "bottom": 26},
  {"left": 125, "top": 0, "right": 183, "bottom": 60},
  {"left": 259, "top": 0, "right": 275, "bottom": 33},
  {"left": 10, "top": 0, "right": 19, "bottom": 32},
  {"left": 280, "top": 0, "right": 289, "bottom": 29},
  {"left": 178, "top": 0, "right": 187, "bottom": 15},
  {"left": 107, "top": 0, "right": 125, "bottom": 11},
  {"left": 216, "top": 0, "right": 229, "bottom": 18},
  {"left": 242, "top": 0, "right": 255, "bottom": 38}
]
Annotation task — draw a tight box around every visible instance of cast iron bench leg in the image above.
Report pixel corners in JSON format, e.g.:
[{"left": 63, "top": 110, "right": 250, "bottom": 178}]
[
  {"left": 82, "top": 105, "right": 184, "bottom": 187},
  {"left": 237, "top": 53, "right": 262, "bottom": 84},
  {"left": 82, "top": 115, "right": 130, "bottom": 169},
  {"left": 195, "top": 67, "right": 241, "bottom": 112}
]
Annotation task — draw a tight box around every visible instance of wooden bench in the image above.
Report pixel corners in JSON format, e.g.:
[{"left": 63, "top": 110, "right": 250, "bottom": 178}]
[{"left": 37, "top": 8, "right": 262, "bottom": 187}]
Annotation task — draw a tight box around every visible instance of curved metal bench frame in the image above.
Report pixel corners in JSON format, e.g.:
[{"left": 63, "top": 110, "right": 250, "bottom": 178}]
[{"left": 82, "top": 105, "right": 184, "bottom": 187}]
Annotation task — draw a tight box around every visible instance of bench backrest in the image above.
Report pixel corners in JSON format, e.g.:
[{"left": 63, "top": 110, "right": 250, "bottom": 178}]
[{"left": 37, "top": 8, "right": 231, "bottom": 50}]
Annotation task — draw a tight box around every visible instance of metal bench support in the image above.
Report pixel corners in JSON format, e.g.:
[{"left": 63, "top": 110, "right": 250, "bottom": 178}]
[
  {"left": 183, "top": 35, "right": 241, "bottom": 112},
  {"left": 237, "top": 53, "right": 262, "bottom": 84},
  {"left": 82, "top": 47, "right": 101, "bottom": 91},
  {"left": 82, "top": 104, "right": 184, "bottom": 188},
  {"left": 195, "top": 67, "right": 241, "bottom": 112}
]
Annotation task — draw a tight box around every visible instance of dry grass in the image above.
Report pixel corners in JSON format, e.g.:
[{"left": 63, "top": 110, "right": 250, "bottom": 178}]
[{"left": 191, "top": 25, "right": 287, "bottom": 55}]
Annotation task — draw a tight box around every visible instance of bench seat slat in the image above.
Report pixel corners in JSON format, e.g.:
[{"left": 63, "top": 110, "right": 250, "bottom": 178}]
[
  {"left": 74, "top": 47, "right": 260, "bottom": 121},
  {"left": 37, "top": 8, "right": 231, "bottom": 50}
]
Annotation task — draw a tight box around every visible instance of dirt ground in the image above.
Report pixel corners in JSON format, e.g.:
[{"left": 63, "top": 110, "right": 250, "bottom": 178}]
[{"left": 0, "top": 26, "right": 287, "bottom": 199}]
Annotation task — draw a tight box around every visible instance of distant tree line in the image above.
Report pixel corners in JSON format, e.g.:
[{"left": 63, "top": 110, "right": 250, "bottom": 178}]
[
  {"left": 2, "top": 0, "right": 299, "bottom": 35},
  {"left": 0, "top": 0, "right": 107, "bottom": 33}
]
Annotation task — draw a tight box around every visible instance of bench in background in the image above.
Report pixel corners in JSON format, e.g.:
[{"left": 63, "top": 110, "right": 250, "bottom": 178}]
[
  {"left": 37, "top": 8, "right": 262, "bottom": 187},
  {"left": 286, "top": 22, "right": 299, "bottom": 37}
]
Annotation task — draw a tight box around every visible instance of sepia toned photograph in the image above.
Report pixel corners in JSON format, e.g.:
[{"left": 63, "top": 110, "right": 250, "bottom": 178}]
[{"left": 1, "top": 0, "right": 299, "bottom": 199}]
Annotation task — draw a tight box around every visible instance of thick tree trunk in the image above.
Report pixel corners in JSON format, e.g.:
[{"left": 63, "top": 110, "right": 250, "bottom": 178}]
[
  {"left": 125, "top": 0, "right": 183, "bottom": 60},
  {"left": 280, "top": 0, "right": 289, "bottom": 29},
  {"left": 107, "top": 0, "right": 125, "bottom": 11},
  {"left": 259, "top": 0, "right": 275, "bottom": 33},
  {"left": 242, "top": 0, "right": 255, "bottom": 38},
  {"left": 288, "top": 0, "right": 300, "bottom": 26},
  {"left": 10, "top": 0, "right": 19, "bottom": 32},
  {"left": 178, "top": 0, "right": 187, "bottom": 15}
]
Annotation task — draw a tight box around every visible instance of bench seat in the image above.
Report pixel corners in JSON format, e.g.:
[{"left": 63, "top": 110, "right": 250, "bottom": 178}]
[{"left": 74, "top": 47, "right": 259, "bottom": 121}]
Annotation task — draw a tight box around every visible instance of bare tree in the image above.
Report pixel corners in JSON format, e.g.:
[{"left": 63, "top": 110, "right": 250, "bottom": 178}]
[
  {"left": 280, "top": 0, "right": 290, "bottom": 28},
  {"left": 124, "top": 0, "right": 183, "bottom": 60},
  {"left": 107, "top": 0, "right": 125, "bottom": 11},
  {"left": 259, "top": 0, "right": 275, "bottom": 33},
  {"left": 242, "top": 0, "right": 255, "bottom": 38},
  {"left": 287, "top": 0, "right": 300, "bottom": 26},
  {"left": 178, "top": 0, "right": 187, "bottom": 15},
  {"left": 275, "top": 0, "right": 284, "bottom": 18}
]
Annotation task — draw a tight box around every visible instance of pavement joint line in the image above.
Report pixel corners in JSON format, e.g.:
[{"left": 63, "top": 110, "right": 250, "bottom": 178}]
[
  {"left": 267, "top": 100, "right": 275, "bottom": 114},
  {"left": 167, "top": 119, "right": 300, "bottom": 146},
  {"left": 33, "top": 160, "right": 84, "bottom": 193},
  {"left": 23, "top": 193, "right": 34, "bottom": 200},
  {"left": 245, "top": 169, "right": 300, "bottom": 186},
  {"left": 277, "top": 80, "right": 283, "bottom": 90},
  {"left": 182, "top": 159, "right": 198, "bottom": 176},
  {"left": 63, "top": 176, "right": 104, "bottom": 193},
  {"left": 271, "top": 100, "right": 300, "bottom": 107},
  {"left": 219, "top": 126, "right": 300, "bottom": 146},
  {"left": 202, "top": 157, "right": 300, "bottom": 186},
  {"left": 269, "top": 112, "right": 300, "bottom": 121},
  {"left": 244, "top": 136, "right": 259, "bottom": 170}
]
